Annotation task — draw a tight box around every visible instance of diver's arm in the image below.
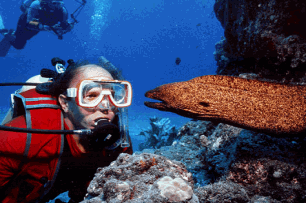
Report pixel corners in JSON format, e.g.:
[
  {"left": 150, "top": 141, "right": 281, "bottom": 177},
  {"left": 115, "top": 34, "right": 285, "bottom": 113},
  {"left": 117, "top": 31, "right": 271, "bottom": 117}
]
[{"left": 27, "top": 20, "right": 52, "bottom": 31}]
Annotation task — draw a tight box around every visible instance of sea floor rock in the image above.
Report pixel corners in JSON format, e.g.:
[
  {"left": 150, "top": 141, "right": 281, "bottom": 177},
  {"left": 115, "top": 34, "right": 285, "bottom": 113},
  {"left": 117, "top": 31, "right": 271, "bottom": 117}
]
[
  {"left": 137, "top": 120, "right": 219, "bottom": 186},
  {"left": 139, "top": 120, "right": 306, "bottom": 202},
  {"left": 194, "top": 181, "right": 250, "bottom": 203},
  {"left": 82, "top": 153, "right": 199, "bottom": 203},
  {"left": 228, "top": 158, "right": 306, "bottom": 202},
  {"left": 82, "top": 119, "right": 306, "bottom": 202},
  {"left": 214, "top": 0, "right": 306, "bottom": 82}
]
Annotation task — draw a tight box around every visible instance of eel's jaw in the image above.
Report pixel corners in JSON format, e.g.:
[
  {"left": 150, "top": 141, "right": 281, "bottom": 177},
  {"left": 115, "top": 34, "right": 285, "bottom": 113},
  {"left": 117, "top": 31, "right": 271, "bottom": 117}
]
[
  {"left": 144, "top": 101, "right": 170, "bottom": 111},
  {"left": 144, "top": 89, "right": 172, "bottom": 111}
]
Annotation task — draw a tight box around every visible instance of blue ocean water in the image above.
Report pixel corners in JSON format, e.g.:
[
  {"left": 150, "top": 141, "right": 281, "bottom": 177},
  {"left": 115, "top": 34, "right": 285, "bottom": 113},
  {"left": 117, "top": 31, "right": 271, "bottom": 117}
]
[{"left": 0, "top": 0, "right": 223, "bottom": 151}]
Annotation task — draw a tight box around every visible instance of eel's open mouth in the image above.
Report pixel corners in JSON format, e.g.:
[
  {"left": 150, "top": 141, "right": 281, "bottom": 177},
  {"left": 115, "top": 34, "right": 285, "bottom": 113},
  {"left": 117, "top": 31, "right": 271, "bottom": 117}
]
[
  {"left": 144, "top": 90, "right": 169, "bottom": 111},
  {"left": 144, "top": 101, "right": 168, "bottom": 110}
]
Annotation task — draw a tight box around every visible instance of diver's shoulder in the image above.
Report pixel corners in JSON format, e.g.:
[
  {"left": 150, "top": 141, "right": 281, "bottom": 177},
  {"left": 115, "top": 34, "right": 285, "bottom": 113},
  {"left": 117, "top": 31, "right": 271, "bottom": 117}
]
[{"left": 4, "top": 115, "right": 27, "bottom": 128}]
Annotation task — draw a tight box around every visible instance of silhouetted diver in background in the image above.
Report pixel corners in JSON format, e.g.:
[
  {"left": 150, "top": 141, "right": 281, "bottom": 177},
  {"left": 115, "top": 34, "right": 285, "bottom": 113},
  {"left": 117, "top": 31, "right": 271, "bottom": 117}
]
[{"left": 0, "top": 0, "right": 86, "bottom": 57}]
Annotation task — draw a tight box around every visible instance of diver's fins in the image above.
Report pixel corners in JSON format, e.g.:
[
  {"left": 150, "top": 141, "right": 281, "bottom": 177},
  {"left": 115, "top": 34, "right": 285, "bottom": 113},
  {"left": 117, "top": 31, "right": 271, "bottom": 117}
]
[{"left": 0, "top": 15, "right": 11, "bottom": 57}]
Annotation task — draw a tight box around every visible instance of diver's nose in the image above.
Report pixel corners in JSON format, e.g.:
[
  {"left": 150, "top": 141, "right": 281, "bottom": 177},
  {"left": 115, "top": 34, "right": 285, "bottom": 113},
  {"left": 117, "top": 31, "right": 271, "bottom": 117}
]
[{"left": 96, "top": 96, "right": 114, "bottom": 111}]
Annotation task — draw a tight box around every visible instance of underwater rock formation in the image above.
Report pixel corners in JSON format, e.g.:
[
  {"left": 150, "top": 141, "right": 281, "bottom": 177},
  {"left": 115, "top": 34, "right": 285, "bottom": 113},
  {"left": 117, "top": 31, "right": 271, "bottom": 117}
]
[
  {"left": 137, "top": 120, "right": 219, "bottom": 187},
  {"left": 214, "top": 0, "right": 306, "bottom": 82},
  {"left": 225, "top": 130, "right": 306, "bottom": 202},
  {"left": 82, "top": 119, "right": 306, "bottom": 202},
  {"left": 140, "top": 121, "right": 306, "bottom": 202},
  {"left": 82, "top": 153, "right": 199, "bottom": 203},
  {"left": 194, "top": 181, "right": 250, "bottom": 202},
  {"left": 80, "top": 126, "right": 306, "bottom": 201}
]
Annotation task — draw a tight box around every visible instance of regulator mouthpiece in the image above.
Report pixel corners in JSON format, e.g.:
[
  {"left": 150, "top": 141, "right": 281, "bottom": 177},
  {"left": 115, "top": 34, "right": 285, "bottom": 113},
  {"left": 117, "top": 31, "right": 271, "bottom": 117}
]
[
  {"left": 55, "top": 63, "right": 66, "bottom": 74},
  {"left": 89, "top": 119, "right": 121, "bottom": 150}
]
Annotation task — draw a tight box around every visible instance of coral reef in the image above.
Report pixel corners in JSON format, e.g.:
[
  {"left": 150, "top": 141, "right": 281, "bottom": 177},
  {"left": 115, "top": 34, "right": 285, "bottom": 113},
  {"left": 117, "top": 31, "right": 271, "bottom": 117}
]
[
  {"left": 81, "top": 153, "right": 199, "bottom": 203},
  {"left": 138, "top": 117, "right": 178, "bottom": 151},
  {"left": 157, "top": 176, "right": 193, "bottom": 202},
  {"left": 138, "top": 120, "right": 218, "bottom": 187},
  {"left": 140, "top": 121, "right": 306, "bottom": 202},
  {"left": 83, "top": 118, "right": 306, "bottom": 202},
  {"left": 194, "top": 181, "right": 250, "bottom": 203},
  {"left": 214, "top": 0, "right": 306, "bottom": 82},
  {"left": 199, "top": 123, "right": 243, "bottom": 178}
]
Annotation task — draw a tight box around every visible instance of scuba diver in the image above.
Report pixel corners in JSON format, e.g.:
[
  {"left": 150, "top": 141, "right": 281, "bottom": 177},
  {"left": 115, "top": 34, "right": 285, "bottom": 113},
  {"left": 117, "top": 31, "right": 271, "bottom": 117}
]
[
  {"left": 0, "top": 57, "right": 133, "bottom": 202},
  {"left": 0, "top": 0, "right": 86, "bottom": 57}
]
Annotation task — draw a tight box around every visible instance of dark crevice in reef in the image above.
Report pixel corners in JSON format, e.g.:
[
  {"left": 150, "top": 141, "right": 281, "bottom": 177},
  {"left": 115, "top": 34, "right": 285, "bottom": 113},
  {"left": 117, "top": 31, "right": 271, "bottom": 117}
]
[{"left": 214, "top": 0, "right": 306, "bottom": 84}]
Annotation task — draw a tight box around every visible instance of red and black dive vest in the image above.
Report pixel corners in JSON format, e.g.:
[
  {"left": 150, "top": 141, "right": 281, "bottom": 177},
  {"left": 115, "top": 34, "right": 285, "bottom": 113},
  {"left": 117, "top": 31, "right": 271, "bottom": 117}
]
[{"left": 0, "top": 88, "right": 64, "bottom": 203}]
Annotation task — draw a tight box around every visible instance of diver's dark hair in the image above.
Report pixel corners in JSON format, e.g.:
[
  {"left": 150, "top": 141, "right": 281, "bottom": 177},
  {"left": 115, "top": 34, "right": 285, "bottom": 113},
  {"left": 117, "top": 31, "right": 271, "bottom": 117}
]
[{"left": 43, "top": 59, "right": 124, "bottom": 97}]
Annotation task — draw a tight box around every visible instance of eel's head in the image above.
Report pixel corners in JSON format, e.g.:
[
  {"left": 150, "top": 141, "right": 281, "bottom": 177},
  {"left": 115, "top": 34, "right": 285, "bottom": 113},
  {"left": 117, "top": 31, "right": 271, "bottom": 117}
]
[
  {"left": 144, "top": 85, "right": 173, "bottom": 111},
  {"left": 144, "top": 80, "right": 211, "bottom": 119}
]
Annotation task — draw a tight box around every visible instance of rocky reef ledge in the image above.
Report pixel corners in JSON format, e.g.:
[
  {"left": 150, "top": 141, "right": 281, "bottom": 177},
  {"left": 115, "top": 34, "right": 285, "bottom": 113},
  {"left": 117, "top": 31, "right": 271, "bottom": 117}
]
[
  {"left": 82, "top": 120, "right": 306, "bottom": 203},
  {"left": 81, "top": 152, "right": 198, "bottom": 203},
  {"left": 214, "top": 0, "right": 306, "bottom": 83}
]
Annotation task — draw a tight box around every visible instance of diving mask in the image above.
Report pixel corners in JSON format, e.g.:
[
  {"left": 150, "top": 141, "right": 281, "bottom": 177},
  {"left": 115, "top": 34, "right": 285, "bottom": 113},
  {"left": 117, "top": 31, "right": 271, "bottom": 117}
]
[{"left": 66, "top": 77, "right": 132, "bottom": 108}]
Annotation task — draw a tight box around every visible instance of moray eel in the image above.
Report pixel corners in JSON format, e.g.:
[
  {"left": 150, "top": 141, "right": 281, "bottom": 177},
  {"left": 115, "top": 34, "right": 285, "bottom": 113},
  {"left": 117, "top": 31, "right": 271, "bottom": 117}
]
[{"left": 144, "top": 75, "right": 306, "bottom": 135}]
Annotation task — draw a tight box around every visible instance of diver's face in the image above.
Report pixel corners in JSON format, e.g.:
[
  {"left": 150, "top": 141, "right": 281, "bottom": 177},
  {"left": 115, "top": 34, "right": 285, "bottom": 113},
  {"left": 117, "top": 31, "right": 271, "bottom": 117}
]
[{"left": 62, "top": 65, "right": 117, "bottom": 130}]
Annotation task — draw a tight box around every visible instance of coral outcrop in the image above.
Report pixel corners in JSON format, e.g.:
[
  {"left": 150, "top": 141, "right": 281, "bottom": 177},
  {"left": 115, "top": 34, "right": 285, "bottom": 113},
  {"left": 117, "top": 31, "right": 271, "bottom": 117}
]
[
  {"left": 140, "top": 121, "right": 306, "bottom": 202},
  {"left": 139, "top": 120, "right": 218, "bottom": 187},
  {"left": 138, "top": 117, "right": 178, "bottom": 151},
  {"left": 214, "top": 0, "right": 306, "bottom": 82},
  {"left": 82, "top": 153, "right": 199, "bottom": 203},
  {"left": 194, "top": 181, "right": 250, "bottom": 203},
  {"left": 84, "top": 119, "right": 306, "bottom": 202}
]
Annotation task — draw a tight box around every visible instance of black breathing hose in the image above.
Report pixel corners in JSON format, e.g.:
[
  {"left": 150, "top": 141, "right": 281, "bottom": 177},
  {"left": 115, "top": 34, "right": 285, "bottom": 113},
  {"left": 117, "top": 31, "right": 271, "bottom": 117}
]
[
  {"left": 0, "top": 125, "right": 92, "bottom": 135},
  {"left": 0, "top": 82, "right": 43, "bottom": 86}
]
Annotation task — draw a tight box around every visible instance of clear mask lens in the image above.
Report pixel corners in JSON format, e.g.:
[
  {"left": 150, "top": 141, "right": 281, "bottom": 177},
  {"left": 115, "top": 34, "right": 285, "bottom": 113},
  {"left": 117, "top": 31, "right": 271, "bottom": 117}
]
[
  {"left": 111, "top": 84, "right": 126, "bottom": 104},
  {"left": 99, "top": 98, "right": 110, "bottom": 109},
  {"left": 81, "top": 82, "right": 103, "bottom": 105},
  {"left": 96, "top": 96, "right": 116, "bottom": 110}
]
